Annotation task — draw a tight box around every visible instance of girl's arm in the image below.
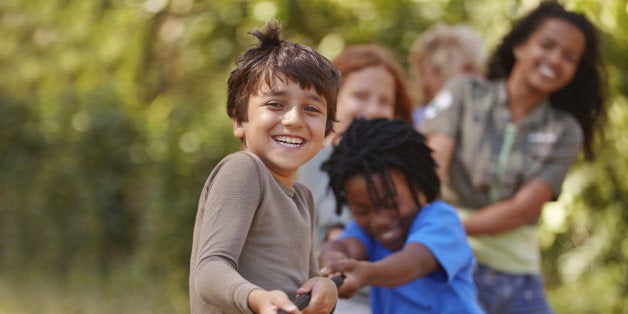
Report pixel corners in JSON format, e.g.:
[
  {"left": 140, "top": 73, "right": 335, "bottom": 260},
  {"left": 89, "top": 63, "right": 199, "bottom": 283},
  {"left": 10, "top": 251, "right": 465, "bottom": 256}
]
[
  {"left": 426, "top": 133, "right": 555, "bottom": 236},
  {"left": 463, "top": 177, "right": 553, "bottom": 235}
]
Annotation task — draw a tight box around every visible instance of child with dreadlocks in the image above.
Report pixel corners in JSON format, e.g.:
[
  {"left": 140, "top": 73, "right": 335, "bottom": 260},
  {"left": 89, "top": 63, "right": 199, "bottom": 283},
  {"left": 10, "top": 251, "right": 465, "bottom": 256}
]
[
  {"left": 319, "top": 118, "right": 483, "bottom": 313},
  {"left": 189, "top": 21, "right": 340, "bottom": 314}
]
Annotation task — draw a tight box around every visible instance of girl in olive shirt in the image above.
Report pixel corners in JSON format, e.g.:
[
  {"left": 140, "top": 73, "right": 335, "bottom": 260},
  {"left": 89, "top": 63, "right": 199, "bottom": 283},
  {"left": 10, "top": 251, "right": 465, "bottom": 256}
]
[{"left": 420, "top": 2, "right": 608, "bottom": 313}]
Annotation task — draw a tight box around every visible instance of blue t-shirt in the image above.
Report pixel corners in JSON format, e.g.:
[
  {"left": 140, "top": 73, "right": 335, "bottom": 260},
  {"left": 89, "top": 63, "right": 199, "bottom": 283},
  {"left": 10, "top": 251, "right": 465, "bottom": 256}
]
[{"left": 339, "top": 201, "right": 483, "bottom": 314}]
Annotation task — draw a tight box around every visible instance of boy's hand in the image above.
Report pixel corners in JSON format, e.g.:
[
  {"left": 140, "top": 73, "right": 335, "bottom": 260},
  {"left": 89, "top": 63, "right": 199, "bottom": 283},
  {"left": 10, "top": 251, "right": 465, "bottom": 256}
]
[
  {"left": 318, "top": 249, "right": 347, "bottom": 269},
  {"left": 320, "top": 258, "right": 368, "bottom": 299},
  {"left": 298, "top": 277, "right": 338, "bottom": 314},
  {"left": 248, "top": 288, "right": 299, "bottom": 314}
]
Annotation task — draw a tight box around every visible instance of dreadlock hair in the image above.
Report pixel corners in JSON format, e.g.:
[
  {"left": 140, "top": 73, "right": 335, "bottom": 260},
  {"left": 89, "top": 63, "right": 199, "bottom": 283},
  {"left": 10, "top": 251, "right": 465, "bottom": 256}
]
[{"left": 322, "top": 118, "right": 440, "bottom": 216}]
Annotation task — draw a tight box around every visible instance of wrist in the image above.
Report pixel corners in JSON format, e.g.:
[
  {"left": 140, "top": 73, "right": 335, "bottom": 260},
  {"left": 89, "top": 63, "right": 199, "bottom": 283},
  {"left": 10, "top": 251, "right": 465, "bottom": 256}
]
[
  {"left": 357, "top": 260, "right": 373, "bottom": 287},
  {"left": 247, "top": 288, "right": 264, "bottom": 313}
]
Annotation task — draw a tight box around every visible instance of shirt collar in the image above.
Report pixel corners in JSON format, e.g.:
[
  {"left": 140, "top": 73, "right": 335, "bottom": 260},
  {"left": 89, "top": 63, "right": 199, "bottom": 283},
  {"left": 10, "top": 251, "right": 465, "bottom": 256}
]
[{"left": 497, "top": 80, "right": 552, "bottom": 129}]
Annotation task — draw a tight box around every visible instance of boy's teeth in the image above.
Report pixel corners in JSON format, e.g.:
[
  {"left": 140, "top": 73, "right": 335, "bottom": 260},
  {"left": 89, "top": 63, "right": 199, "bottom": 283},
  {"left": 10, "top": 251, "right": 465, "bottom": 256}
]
[
  {"left": 274, "top": 136, "right": 303, "bottom": 145},
  {"left": 380, "top": 230, "right": 395, "bottom": 240}
]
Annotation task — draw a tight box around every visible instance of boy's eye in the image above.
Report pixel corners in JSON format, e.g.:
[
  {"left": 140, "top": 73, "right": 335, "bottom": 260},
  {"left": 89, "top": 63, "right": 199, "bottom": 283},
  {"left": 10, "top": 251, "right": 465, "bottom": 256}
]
[
  {"left": 266, "top": 102, "right": 284, "bottom": 108},
  {"left": 305, "top": 105, "right": 322, "bottom": 113},
  {"left": 349, "top": 205, "right": 370, "bottom": 217},
  {"left": 381, "top": 206, "right": 398, "bottom": 213}
]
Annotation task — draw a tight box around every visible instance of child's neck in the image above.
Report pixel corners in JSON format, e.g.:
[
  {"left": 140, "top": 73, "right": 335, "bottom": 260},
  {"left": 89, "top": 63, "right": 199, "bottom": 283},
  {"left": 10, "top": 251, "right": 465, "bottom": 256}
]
[
  {"left": 506, "top": 79, "right": 547, "bottom": 124},
  {"left": 268, "top": 169, "right": 294, "bottom": 188}
]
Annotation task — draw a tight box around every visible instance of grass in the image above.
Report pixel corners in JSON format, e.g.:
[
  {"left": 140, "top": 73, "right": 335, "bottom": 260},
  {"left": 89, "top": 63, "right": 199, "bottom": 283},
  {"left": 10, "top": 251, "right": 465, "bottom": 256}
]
[
  {"left": 2, "top": 265, "right": 626, "bottom": 314},
  {"left": 0, "top": 268, "right": 188, "bottom": 314}
]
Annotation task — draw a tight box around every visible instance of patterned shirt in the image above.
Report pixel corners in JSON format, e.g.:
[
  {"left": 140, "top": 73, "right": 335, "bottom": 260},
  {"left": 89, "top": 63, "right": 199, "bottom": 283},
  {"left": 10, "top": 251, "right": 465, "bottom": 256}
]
[{"left": 420, "top": 76, "right": 582, "bottom": 274}]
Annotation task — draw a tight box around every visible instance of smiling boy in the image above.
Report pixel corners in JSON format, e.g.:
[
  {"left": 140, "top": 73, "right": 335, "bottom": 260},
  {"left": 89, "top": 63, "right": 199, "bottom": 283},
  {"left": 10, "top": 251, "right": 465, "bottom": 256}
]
[
  {"left": 233, "top": 80, "right": 329, "bottom": 186},
  {"left": 189, "top": 22, "right": 340, "bottom": 314},
  {"left": 319, "top": 118, "right": 483, "bottom": 313}
]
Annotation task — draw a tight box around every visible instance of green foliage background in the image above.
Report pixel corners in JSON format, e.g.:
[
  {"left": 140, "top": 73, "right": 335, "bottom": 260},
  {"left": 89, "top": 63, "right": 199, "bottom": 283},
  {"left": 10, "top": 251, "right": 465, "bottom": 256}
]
[{"left": 0, "top": 0, "right": 626, "bottom": 313}]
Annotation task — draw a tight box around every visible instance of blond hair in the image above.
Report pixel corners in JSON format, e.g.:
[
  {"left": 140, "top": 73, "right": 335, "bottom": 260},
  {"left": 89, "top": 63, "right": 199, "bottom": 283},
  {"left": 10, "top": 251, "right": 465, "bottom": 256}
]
[{"left": 408, "top": 24, "right": 486, "bottom": 104}]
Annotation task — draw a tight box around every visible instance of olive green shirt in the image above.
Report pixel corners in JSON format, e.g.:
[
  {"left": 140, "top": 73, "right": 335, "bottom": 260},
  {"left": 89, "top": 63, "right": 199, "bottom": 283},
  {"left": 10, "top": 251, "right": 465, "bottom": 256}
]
[{"left": 420, "top": 76, "right": 583, "bottom": 274}]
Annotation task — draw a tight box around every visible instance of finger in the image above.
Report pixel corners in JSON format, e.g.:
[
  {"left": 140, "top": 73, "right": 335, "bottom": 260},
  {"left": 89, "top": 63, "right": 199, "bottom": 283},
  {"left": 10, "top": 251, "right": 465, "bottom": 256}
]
[
  {"left": 276, "top": 302, "right": 299, "bottom": 314},
  {"left": 337, "top": 281, "right": 357, "bottom": 299},
  {"left": 320, "top": 261, "right": 341, "bottom": 275},
  {"left": 302, "top": 278, "right": 338, "bottom": 314},
  {"left": 270, "top": 290, "right": 299, "bottom": 314},
  {"left": 319, "top": 251, "right": 347, "bottom": 271},
  {"left": 319, "top": 266, "right": 331, "bottom": 276},
  {"left": 296, "top": 278, "right": 316, "bottom": 294},
  {"left": 322, "top": 259, "right": 350, "bottom": 275},
  {"left": 262, "top": 305, "right": 278, "bottom": 314},
  {"left": 336, "top": 276, "right": 358, "bottom": 298}
]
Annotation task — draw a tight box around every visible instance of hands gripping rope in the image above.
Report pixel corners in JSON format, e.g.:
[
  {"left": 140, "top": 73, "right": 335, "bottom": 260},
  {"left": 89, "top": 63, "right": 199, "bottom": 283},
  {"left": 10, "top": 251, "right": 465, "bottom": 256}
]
[{"left": 277, "top": 274, "right": 345, "bottom": 314}]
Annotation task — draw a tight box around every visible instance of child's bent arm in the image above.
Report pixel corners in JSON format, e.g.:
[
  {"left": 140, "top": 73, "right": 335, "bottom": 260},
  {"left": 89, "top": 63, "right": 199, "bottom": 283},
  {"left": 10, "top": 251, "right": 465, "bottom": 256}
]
[
  {"left": 365, "top": 242, "right": 439, "bottom": 287},
  {"left": 464, "top": 177, "right": 553, "bottom": 235},
  {"left": 194, "top": 256, "right": 260, "bottom": 312},
  {"left": 322, "top": 242, "right": 438, "bottom": 289}
]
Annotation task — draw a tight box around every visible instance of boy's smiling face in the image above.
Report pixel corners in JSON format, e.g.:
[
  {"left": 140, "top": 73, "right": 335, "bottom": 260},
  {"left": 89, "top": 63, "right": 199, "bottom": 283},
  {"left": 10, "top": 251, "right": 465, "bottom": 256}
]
[
  {"left": 344, "top": 169, "right": 424, "bottom": 251},
  {"left": 233, "top": 74, "right": 327, "bottom": 186}
]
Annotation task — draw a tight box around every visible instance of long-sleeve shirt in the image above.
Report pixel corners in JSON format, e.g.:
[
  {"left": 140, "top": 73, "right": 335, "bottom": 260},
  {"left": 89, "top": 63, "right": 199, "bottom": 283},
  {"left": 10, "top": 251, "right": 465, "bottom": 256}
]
[{"left": 189, "top": 151, "right": 319, "bottom": 313}]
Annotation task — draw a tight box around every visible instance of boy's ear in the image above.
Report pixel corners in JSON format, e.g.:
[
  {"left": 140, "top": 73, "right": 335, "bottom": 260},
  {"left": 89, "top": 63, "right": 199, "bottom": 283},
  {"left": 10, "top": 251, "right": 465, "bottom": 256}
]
[{"left": 232, "top": 118, "right": 245, "bottom": 139}]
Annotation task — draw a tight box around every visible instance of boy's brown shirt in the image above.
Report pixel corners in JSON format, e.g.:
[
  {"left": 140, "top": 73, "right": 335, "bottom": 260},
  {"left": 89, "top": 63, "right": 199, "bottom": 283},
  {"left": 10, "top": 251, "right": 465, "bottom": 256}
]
[{"left": 189, "top": 151, "right": 318, "bottom": 313}]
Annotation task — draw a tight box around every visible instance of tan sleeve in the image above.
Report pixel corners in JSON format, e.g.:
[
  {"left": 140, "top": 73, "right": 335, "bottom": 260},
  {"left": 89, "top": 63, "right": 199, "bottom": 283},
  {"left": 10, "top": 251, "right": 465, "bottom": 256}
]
[{"left": 191, "top": 153, "right": 262, "bottom": 313}]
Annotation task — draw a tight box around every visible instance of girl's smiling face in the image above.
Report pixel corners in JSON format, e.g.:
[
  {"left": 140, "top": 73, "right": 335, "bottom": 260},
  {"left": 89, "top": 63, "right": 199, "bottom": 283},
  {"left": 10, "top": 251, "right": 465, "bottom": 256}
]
[
  {"left": 233, "top": 74, "right": 327, "bottom": 186},
  {"left": 334, "top": 66, "right": 396, "bottom": 136},
  {"left": 344, "top": 169, "right": 425, "bottom": 251},
  {"left": 512, "top": 18, "right": 585, "bottom": 96}
]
